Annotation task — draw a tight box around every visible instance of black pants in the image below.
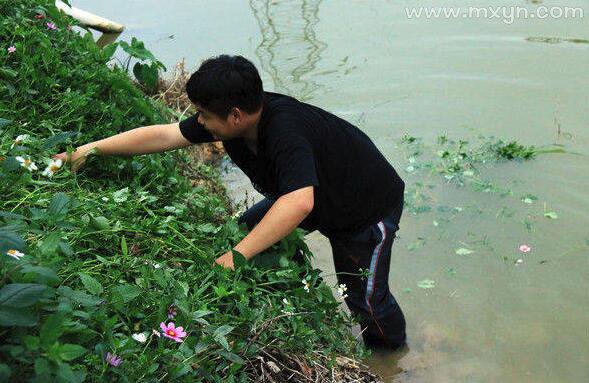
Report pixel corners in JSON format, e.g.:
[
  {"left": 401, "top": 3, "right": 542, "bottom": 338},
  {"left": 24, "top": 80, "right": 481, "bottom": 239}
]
[{"left": 238, "top": 198, "right": 406, "bottom": 349}]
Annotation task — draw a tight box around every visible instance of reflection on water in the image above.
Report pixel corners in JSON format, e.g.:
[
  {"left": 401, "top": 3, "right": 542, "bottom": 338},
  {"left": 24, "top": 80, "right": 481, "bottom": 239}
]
[{"left": 249, "top": 0, "right": 326, "bottom": 100}]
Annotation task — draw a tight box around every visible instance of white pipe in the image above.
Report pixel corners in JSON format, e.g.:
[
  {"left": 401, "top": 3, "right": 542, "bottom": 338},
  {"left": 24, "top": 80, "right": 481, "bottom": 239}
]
[{"left": 55, "top": 0, "right": 125, "bottom": 34}]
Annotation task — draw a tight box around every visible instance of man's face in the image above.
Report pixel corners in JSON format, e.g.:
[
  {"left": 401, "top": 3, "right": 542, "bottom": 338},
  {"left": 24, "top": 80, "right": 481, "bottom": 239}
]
[{"left": 195, "top": 104, "right": 243, "bottom": 140}]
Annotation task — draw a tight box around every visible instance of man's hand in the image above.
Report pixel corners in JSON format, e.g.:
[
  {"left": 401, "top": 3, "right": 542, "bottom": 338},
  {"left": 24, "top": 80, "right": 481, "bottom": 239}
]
[
  {"left": 214, "top": 251, "right": 235, "bottom": 270},
  {"left": 53, "top": 147, "right": 92, "bottom": 172},
  {"left": 212, "top": 186, "right": 314, "bottom": 271}
]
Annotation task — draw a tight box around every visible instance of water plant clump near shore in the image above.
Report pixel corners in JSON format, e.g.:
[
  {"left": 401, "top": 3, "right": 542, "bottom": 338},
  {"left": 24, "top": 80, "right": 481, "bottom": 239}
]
[
  {"left": 0, "top": 1, "right": 374, "bottom": 381},
  {"left": 399, "top": 133, "right": 567, "bottom": 193}
]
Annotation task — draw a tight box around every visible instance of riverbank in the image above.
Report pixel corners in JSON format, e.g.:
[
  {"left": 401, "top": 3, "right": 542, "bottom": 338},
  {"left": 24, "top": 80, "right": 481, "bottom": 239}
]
[{"left": 0, "top": 1, "right": 379, "bottom": 381}]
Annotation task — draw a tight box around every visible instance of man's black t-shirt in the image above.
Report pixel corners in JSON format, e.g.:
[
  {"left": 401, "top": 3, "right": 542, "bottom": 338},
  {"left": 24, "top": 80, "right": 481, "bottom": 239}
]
[{"left": 179, "top": 91, "right": 404, "bottom": 237}]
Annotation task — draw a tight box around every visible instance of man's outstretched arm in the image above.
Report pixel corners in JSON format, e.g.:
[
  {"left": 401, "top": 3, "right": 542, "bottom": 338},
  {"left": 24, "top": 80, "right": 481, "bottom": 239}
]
[
  {"left": 55, "top": 122, "right": 192, "bottom": 170},
  {"left": 215, "top": 186, "right": 314, "bottom": 269}
]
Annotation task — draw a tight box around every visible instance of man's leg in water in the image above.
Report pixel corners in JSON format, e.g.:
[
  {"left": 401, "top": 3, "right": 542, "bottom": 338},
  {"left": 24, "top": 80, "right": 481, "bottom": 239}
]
[{"left": 329, "top": 201, "right": 406, "bottom": 350}]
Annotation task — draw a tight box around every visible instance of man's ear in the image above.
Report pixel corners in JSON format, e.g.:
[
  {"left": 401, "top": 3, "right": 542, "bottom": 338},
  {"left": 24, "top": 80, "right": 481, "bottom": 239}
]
[{"left": 230, "top": 107, "right": 241, "bottom": 123}]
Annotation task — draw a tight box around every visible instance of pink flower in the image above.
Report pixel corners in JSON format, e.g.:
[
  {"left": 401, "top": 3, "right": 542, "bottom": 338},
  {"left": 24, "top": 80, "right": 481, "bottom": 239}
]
[
  {"left": 105, "top": 352, "right": 122, "bottom": 367},
  {"left": 46, "top": 22, "right": 57, "bottom": 30},
  {"left": 160, "top": 322, "right": 186, "bottom": 343},
  {"left": 7, "top": 46, "right": 16, "bottom": 54},
  {"left": 519, "top": 244, "right": 531, "bottom": 253}
]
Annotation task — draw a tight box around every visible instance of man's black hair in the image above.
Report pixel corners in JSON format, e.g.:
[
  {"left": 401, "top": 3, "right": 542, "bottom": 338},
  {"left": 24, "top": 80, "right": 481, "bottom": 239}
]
[{"left": 186, "top": 55, "right": 264, "bottom": 118}]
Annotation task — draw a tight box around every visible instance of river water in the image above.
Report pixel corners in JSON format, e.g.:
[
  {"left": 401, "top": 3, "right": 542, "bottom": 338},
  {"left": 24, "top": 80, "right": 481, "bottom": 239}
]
[{"left": 76, "top": 1, "right": 589, "bottom": 381}]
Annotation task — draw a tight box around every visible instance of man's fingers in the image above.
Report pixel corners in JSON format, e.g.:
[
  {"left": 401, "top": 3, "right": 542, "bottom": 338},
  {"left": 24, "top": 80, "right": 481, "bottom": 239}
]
[{"left": 53, "top": 152, "right": 68, "bottom": 161}]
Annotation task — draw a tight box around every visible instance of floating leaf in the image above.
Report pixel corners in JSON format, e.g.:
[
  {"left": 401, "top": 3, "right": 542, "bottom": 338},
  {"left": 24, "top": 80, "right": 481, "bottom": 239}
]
[
  {"left": 407, "top": 237, "right": 426, "bottom": 251},
  {"left": 544, "top": 211, "right": 558, "bottom": 219},
  {"left": 417, "top": 279, "right": 436, "bottom": 289},
  {"left": 521, "top": 194, "right": 537, "bottom": 204},
  {"left": 455, "top": 248, "right": 474, "bottom": 256}
]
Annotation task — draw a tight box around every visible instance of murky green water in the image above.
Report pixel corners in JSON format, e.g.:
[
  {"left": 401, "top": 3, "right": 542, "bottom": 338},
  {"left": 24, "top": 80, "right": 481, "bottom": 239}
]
[{"left": 76, "top": 0, "right": 589, "bottom": 381}]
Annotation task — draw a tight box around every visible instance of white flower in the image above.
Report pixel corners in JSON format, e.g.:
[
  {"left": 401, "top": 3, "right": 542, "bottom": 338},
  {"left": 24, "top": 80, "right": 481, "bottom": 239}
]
[
  {"left": 41, "top": 159, "right": 62, "bottom": 177},
  {"left": 337, "top": 283, "right": 348, "bottom": 299},
  {"left": 301, "top": 279, "right": 310, "bottom": 293},
  {"left": 6, "top": 249, "right": 25, "bottom": 260},
  {"left": 11, "top": 134, "right": 30, "bottom": 148},
  {"left": 282, "top": 298, "right": 289, "bottom": 305},
  {"left": 132, "top": 332, "right": 148, "bottom": 343},
  {"left": 15, "top": 156, "right": 38, "bottom": 171},
  {"left": 153, "top": 263, "right": 161, "bottom": 269},
  {"left": 101, "top": 197, "right": 109, "bottom": 202},
  {"left": 515, "top": 259, "right": 524, "bottom": 265},
  {"left": 152, "top": 329, "right": 161, "bottom": 338}
]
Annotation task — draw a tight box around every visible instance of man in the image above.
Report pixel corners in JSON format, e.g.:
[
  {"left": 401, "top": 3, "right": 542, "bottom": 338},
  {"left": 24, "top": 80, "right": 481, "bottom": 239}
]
[{"left": 57, "top": 55, "right": 406, "bottom": 350}]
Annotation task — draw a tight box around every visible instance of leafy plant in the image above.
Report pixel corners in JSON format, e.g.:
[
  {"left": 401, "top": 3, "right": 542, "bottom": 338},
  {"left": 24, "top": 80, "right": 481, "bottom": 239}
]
[{"left": 0, "top": 1, "right": 360, "bottom": 381}]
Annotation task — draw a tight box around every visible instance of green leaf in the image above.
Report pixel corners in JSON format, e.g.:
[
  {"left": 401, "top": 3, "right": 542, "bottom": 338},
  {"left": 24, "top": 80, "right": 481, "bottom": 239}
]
[
  {"left": 78, "top": 273, "right": 103, "bottom": 295},
  {"left": 40, "top": 314, "right": 64, "bottom": 348},
  {"left": 119, "top": 37, "right": 157, "bottom": 62},
  {"left": 57, "top": 286, "right": 103, "bottom": 307},
  {"left": 197, "top": 223, "right": 217, "bottom": 234},
  {"left": 58, "top": 344, "right": 87, "bottom": 361},
  {"left": 120, "top": 236, "right": 128, "bottom": 257},
  {"left": 90, "top": 216, "right": 110, "bottom": 231},
  {"left": 102, "top": 42, "right": 118, "bottom": 60},
  {"left": 56, "top": 362, "right": 78, "bottom": 383},
  {"left": 0, "top": 67, "right": 18, "bottom": 79},
  {"left": 169, "top": 363, "right": 192, "bottom": 379},
  {"left": 218, "top": 350, "right": 245, "bottom": 364},
  {"left": 544, "top": 211, "right": 558, "bottom": 219},
  {"left": 23, "top": 335, "right": 40, "bottom": 351},
  {"left": 0, "top": 306, "right": 37, "bottom": 326},
  {"left": 147, "top": 363, "right": 159, "bottom": 374},
  {"left": 21, "top": 266, "right": 61, "bottom": 286},
  {"left": 0, "top": 283, "right": 47, "bottom": 307},
  {"left": 34, "top": 358, "right": 51, "bottom": 377},
  {"left": 0, "top": 364, "right": 10, "bottom": 382},
  {"left": 37, "top": 232, "right": 62, "bottom": 257},
  {"left": 213, "top": 325, "right": 234, "bottom": 351},
  {"left": 133, "top": 62, "right": 159, "bottom": 91},
  {"left": 112, "top": 284, "right": 141, "bottom": 303},
  {"left": 0, "top": 118, "right": 12, "bottom": 128},
  {"left": 47, "top": 192, "right": 70, "bottom": 219},
  {"left": 42, "top": 131, "right": 78, "bottom": 149},
  {"left": 112, "top": 187, "right": 129, "bottom": 203},
  {"left": 232, "top": 249, "right": 248, "bottom": 269},
  {"left": 455, "top": 248, "right": 474, "bottom": 256}
]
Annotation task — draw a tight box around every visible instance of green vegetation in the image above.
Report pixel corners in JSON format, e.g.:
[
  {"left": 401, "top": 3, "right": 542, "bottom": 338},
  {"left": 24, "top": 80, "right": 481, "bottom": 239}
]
[
  {"left": 400, "top": 133, "right": 566, "bottom": 190},
  {"left": 0, "top": 1, "right": 359, "bottom": 381}
]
